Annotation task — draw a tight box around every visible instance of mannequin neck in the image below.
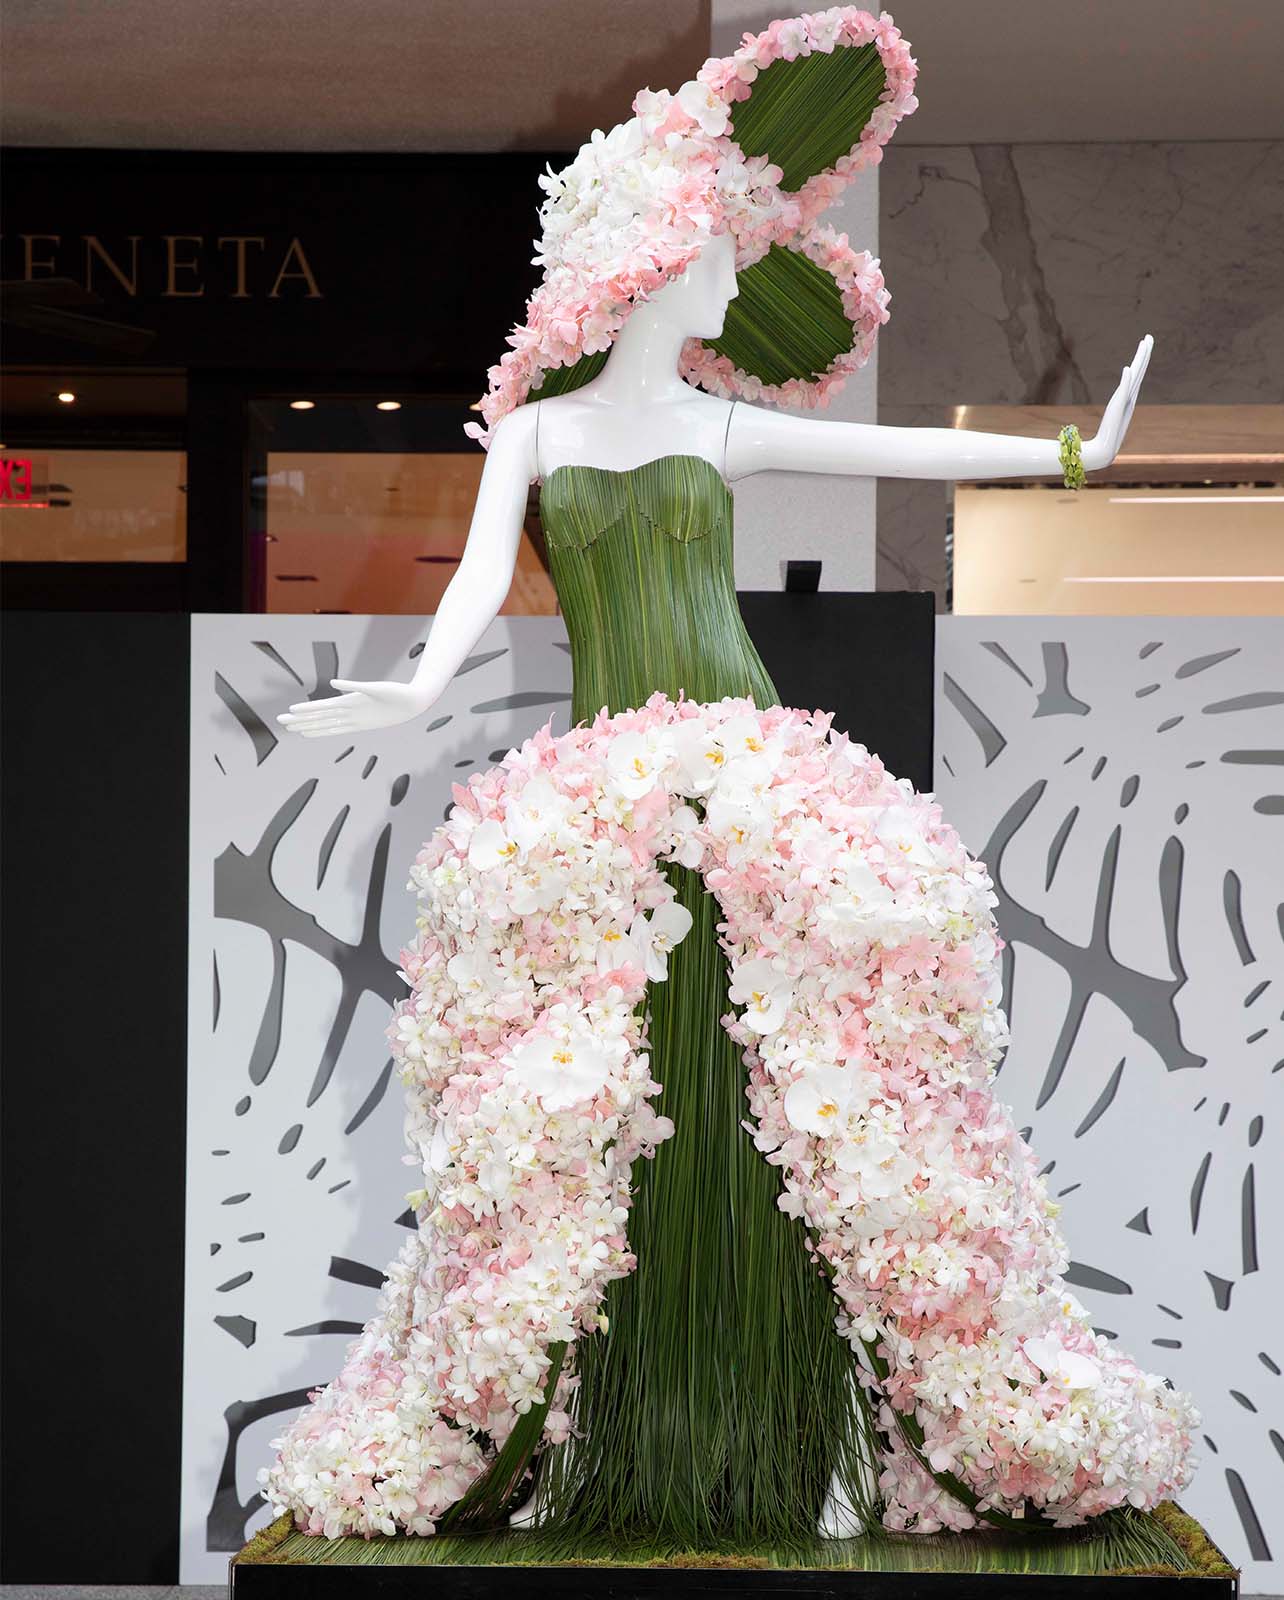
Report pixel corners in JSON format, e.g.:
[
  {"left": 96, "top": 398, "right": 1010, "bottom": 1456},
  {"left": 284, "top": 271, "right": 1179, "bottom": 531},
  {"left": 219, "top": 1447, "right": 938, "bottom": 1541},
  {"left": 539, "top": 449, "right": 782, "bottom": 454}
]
[{"left": 595, "top": 304, "right": 692, "bottom": 403}]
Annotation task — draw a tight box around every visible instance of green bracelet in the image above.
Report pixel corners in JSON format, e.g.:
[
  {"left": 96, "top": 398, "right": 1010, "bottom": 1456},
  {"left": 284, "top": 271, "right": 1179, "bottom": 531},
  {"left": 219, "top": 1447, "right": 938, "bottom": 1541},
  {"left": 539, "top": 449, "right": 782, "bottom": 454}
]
[{"left": 1058, "top": 423, "right": 1085, "bottom": 490}]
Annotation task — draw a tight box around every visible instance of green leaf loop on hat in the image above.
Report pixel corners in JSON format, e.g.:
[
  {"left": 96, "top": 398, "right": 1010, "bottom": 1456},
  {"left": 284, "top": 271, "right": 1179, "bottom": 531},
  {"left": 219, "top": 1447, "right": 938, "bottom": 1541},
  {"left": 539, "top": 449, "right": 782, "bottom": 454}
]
[
  {"left": 729, "top": 41, "right": 888, "bottom": 194},
  {"left": 708, "top": 243, "right": 849, "bottom": 387},
  {"left": 470, "top": 11, "right": 918, "bottom": 444}
]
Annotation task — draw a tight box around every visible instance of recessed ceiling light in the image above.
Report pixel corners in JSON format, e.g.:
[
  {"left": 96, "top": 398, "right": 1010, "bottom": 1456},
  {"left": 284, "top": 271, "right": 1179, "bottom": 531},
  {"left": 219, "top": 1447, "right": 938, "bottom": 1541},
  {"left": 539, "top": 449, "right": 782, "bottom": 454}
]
[
  {"left": 376, "top": 400, "right": 401, "bottom": 412},
  {"left": 289, "top": 399, "right": 316, "bottom": 411},
  {"left": 56, "top": 390, "right": 77, "bottom": 404}
]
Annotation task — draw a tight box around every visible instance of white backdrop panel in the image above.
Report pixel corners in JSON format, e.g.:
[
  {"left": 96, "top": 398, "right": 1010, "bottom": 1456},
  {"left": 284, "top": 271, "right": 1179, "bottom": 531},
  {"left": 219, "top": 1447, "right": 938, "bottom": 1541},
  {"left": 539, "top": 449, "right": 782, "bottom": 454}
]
[
  {"left": 180, "top": 615, "right": 572, "bottom": 1583},
  {"left": 937, "top": 616, "right": 1284, "bottom": 1591},
  {"left": 181, "top": 610, "right": 1282, "bottom": 1586}
]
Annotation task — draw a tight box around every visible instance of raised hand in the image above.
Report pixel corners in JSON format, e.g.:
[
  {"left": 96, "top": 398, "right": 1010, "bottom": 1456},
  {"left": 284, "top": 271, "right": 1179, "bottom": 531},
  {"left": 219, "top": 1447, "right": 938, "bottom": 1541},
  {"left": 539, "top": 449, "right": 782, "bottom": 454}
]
[
  {"left": 277, "top": 678, "right": 431, "bottom": 740},
  {"left": 1083, "top": 334, "right": 1152, "bottom": 471}
]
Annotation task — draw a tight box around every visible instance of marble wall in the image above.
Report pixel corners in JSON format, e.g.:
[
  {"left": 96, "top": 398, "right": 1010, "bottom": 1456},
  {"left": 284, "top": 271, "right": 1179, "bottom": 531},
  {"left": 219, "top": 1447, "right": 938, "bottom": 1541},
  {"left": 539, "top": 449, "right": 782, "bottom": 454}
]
[{"left": 876, "top": 140, "right": 1284, "bottom": 601}]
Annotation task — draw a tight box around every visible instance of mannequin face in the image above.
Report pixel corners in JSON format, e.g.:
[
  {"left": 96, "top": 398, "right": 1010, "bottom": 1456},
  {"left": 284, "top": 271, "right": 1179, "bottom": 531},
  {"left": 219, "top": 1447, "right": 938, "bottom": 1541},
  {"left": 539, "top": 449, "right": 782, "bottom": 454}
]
[{"left": 648, "top": 229, "right": 739, "bottom": 339}]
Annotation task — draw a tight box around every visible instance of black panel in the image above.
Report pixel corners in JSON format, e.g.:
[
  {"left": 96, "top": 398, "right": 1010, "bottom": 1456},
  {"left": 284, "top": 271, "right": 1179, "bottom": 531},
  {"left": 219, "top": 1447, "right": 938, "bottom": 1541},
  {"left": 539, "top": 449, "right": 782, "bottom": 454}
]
[
  {"left": 739, "top": 590, "right": 935, "bottom": 793},
  {"left": 0, "top": 611, "right": 190, "bottom": 1582}
]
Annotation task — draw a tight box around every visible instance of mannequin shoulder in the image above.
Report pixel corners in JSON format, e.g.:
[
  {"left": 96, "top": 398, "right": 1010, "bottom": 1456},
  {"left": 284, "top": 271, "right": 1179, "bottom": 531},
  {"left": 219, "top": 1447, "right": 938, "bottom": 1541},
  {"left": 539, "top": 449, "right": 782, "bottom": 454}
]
[{"left": 485, "top": 404, "right": 539, "bottom": 477}]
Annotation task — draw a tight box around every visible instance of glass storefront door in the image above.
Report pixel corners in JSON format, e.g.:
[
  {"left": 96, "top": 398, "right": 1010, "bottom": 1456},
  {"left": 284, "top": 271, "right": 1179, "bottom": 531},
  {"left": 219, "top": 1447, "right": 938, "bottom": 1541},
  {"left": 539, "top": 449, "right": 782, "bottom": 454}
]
[
  {"left": 247, "top": 394, "right": 556, "bottom": 616},
  {"left": 0, "top": 370, "right": 188, "bottom": 595}
]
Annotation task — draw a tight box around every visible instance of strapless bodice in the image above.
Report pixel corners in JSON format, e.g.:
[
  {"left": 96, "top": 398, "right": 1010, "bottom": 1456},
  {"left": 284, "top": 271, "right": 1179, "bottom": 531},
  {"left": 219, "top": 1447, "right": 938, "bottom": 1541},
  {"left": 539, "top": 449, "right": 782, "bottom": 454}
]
[{"left": 539, "top": 454, "right": 778, "bottom": 724}]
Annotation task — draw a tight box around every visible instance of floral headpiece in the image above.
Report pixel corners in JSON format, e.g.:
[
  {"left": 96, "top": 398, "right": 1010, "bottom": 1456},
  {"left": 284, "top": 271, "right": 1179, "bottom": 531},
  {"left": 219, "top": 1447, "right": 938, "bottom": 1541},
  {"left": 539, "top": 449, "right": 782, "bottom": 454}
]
[{"left": 467, "top": 8, "right": 918, "bottom": 446}]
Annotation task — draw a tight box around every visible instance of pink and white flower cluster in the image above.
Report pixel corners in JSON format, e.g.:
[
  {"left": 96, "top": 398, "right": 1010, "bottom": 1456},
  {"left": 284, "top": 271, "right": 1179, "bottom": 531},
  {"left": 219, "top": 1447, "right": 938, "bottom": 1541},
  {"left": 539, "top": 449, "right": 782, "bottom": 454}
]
[
  {"left": 261, "top": 694, "right": 1196, "bottom": 1539},
  {"left": 466, "top": 8, "right": 918, "bottom": 446}
]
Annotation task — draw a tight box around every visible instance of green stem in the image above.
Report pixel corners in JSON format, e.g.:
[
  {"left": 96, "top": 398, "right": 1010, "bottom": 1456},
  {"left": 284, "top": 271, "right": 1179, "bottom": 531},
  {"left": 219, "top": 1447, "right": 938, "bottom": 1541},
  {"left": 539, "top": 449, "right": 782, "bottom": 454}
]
[
  {"left": 809, "top": 1252, "right": 1054, "bottom": 1533},
  {"left": 857, "top": 1332, "right": 1054, "bottom": 1533},
  {"left": 435, "top": 1340, "right": 569, "bottom": 1533}
]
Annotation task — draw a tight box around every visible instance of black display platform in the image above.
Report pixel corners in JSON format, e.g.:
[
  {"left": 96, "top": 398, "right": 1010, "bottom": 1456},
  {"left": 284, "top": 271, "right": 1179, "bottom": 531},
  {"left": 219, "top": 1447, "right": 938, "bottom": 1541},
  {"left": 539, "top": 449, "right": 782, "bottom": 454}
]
[
  {"left": 230, "top": 1557, "right": 1238, "bottom": 1599},
  {"left": 232, "top": 1573, "right": 1236, "bottom": 1599}
]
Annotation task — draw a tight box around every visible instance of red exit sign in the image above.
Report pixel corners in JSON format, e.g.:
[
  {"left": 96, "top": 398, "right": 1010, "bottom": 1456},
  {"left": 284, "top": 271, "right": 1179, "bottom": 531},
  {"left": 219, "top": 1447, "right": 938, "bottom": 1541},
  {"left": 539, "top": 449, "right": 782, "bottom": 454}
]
[{"left": 0, "top": 457, "right": 49, "bottom": 507}]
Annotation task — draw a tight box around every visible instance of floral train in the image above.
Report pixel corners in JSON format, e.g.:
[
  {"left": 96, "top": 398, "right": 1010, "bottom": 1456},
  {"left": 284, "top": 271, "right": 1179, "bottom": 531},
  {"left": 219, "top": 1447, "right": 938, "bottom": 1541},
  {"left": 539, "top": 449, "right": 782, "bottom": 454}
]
[{"left": 260, "top": 693, "right": 1197, "bottom": 1539}]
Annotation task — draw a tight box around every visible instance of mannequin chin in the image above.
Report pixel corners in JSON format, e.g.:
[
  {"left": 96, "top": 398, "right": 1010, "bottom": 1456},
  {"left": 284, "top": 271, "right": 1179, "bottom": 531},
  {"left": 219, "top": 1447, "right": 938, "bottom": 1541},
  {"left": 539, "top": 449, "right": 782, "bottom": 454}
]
[{"left": 648, "top": 229, "right": 739, "bottom": 342}]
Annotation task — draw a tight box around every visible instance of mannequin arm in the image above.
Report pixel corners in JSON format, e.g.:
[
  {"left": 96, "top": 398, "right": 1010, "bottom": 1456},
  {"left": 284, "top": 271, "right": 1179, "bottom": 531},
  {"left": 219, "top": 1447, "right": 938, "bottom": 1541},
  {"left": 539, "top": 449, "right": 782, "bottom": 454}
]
[
  {"left": 278, "top": 408, "right": 535, "bottom": 738},
  {"left": 726, "top": 335, "right": 1151, "bottom": 483}
]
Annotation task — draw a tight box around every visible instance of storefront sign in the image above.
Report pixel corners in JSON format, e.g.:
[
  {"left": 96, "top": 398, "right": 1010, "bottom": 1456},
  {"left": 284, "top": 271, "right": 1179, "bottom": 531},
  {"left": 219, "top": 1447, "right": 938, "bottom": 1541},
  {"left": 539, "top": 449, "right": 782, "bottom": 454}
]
[
  {"left": 15, "top": 234, "right": 323, "bottom": 300},
  {"left": 3, "top": 150, "right": 556, "bottom": 377}
]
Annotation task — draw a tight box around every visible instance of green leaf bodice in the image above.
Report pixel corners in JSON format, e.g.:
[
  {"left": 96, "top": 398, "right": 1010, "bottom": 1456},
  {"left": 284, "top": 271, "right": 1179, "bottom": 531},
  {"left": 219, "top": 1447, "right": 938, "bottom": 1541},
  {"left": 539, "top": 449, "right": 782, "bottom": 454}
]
[{"left": 539, "top": 454, "right": 779, "bottom": 725}]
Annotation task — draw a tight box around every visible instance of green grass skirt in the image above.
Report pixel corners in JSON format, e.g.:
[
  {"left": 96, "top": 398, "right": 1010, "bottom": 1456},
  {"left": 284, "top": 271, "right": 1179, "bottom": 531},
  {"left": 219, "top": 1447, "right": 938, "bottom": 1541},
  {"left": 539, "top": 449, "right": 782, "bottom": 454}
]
[{"left": 531, "top": 864, "right": 877, "bottom": 1544}]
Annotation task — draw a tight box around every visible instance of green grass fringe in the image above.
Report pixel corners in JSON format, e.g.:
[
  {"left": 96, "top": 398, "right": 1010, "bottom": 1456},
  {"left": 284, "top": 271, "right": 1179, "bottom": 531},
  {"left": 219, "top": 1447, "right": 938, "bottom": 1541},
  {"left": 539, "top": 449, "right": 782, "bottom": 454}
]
[{"left": 238, "top": 1502, "right": 1226, "bottom": 1575}]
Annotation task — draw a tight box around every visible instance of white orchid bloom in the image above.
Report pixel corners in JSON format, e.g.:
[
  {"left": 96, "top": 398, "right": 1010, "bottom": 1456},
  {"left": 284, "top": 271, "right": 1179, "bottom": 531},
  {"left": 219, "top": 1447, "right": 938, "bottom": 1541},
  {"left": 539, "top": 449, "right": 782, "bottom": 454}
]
[
  {"left": 506, "top": 1032, "right": 611, "bottom": 1111},
  {"left": 666, "top": 803, "right": 705, "bottom": 868},
  {"left": 476, "top": 1149, "right": 515, "bottom": 1202},
  {"left": 606, "top": 731, "right": 670, "bottom": 799},
  {"left": 676, "top": 77, "right": 732, "bottom": 137},
  {"left": 426, "top": 1118, "right": 453, "bottom": 1174},
  {"left": 671, "top": 720, "right": 727, "bottom": 795},
  {"left": 509, "top": 863, "right": 570, "bottom": 915},
  {"left": 875, "top": 804, "right": 938, "bottom": 868},
  {"left": 727, "top": 957, "right": 793, "bottom": 1034},
  {"left": 595, "top": 922, "right": 648, "bottom": 976},
  {"left": 834, "top": 1135, "right": 917, "bottom": 1201},
  {"left": 467, "top": 817, "right": 518, "bottom": 871},
  {"left": 716, "top": 714, "right": 777, "bottom": 766},
  {"left": 447, "top": 948, "right": 498, "bottom": 996},
  {"left": 818, "top": 857, "right": 897, "bottom": 940},
  {"left": 503, "top": 776, "right": 569, "bottom": 854},
  {"left": 705, "top": 786, "right": 772, "bottom": 867},
  {"left": 630, "top": 899, "right": 694, "bottom": 981},
  {"left": 784, "top": 1064, "right": 855, "bottom": 1135},
  {"left": 1023, "top": 1336, "right": 1102, "bottom": 1392}
]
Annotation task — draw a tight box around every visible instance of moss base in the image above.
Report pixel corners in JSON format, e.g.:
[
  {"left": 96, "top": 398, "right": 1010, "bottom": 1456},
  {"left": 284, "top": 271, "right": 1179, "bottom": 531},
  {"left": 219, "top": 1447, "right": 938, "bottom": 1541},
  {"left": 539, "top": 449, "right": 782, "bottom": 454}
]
[{"left": 234, "top": 1501, "right": 1236, "bottom": 1580}]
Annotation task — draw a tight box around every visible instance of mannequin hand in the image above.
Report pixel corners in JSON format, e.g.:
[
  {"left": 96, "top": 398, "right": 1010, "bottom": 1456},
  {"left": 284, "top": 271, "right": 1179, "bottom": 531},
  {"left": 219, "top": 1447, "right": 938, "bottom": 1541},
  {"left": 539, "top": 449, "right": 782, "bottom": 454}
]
[
  {"left": 1083, "top": 334, "right": 1152, "bottom": 471},
  {"left": 277, "top": 678, "right": 433, "bottom": 739}
]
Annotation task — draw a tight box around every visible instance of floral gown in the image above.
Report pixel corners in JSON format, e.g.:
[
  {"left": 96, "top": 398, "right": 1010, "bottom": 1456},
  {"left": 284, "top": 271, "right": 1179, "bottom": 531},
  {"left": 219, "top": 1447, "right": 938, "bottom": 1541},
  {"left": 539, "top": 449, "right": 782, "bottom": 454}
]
[{"left": 261, "top": 454, "right": 1196, "bottom": 1543}]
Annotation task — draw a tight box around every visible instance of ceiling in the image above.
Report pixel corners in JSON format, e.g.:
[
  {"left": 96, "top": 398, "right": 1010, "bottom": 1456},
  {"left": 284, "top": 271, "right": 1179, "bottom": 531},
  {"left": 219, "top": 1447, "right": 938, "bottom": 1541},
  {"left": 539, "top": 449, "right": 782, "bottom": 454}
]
[
  {"left": 716, "top": 0, "right": 1284, "bottom": 143},
  {"left": 0, "top": 1, "right": 711, "bottom": 153},
  {"left": 3, "top": 0, "right": 1280, "bottom": 152}
]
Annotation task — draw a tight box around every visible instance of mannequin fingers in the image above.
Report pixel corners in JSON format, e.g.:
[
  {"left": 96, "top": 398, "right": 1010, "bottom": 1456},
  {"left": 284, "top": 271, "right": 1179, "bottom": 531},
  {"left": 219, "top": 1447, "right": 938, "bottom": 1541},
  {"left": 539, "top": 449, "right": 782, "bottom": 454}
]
[
  {"left": 285, "top": 693, "right": 360, "bottom": 714},
  {"left": 279, "top": 712, "right": 348, "bottom": 732}
]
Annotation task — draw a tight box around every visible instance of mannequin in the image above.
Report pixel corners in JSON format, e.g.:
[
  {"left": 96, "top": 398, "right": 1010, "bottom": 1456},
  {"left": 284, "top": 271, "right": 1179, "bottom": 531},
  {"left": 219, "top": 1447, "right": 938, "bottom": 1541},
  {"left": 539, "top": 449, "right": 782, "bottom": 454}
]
[
  {"left": 277, "top": 231, "right": 1151, "bottom": 743},
  {"left": 273, "top": 232, "right": 1155, "bottom": 1540}
]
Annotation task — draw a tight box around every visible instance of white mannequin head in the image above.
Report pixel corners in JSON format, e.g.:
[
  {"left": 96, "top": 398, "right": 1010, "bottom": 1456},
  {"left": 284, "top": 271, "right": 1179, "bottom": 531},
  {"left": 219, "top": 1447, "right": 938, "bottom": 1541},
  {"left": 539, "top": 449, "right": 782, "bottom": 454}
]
[{"left": 636, "top": 229, "right": 739, "bottom": 340}]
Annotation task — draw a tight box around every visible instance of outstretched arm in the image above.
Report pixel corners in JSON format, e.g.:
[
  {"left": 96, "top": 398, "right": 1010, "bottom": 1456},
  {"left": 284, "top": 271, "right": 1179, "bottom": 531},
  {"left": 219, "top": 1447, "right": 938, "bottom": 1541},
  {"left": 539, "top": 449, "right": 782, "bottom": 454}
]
[
  {"left": 726, "top": 336, "right": 1151, "bottom": 483},
  {"left": 278, "top": 406, "right": 536, "bottom": 738}
]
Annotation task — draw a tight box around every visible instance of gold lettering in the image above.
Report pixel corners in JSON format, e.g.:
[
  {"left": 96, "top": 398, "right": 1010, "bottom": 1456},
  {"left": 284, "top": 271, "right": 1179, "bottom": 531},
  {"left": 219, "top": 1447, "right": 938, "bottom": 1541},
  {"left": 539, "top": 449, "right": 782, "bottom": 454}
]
[
  {"left": 268, "top": 237, "right": 322, "bottom": 299},
  {"left": 163, "top": 235, "right": 205, "bottom": 297},
  {"left": 216, "top": 235, "right": 266, "bottom": 299},
  {"left": 22, "top": 234, "right": 60, "bottom": 279},
  {"left": 84, "top": 235, "right": 140, "bottom": 295}
]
